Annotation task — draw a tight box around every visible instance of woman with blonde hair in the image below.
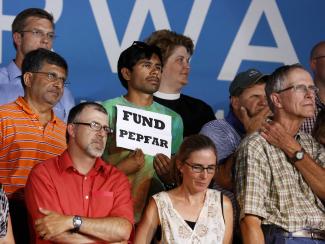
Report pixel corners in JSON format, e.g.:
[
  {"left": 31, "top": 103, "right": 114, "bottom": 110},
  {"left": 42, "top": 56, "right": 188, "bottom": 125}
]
[{"left": 135, "top": 134, "right": 233, "bottom": 244}]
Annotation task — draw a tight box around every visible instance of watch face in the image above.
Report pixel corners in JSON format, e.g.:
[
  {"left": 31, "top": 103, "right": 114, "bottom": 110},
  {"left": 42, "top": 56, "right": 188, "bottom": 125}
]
[
  {"left": 296, "top": 151, "right": 304, "bottom": 160},
  {"left": 75, "top": 219, "right": 82, "bottom": 225}
]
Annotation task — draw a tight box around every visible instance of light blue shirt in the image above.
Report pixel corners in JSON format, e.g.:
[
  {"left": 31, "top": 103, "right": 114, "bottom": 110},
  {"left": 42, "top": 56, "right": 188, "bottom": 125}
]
[{"left": 0, "top": 60, "right": 75, "bottom": 122}]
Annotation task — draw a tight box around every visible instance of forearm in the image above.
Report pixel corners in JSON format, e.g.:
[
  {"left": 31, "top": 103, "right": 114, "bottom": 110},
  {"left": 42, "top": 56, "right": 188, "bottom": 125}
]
[
  {"left": 50, "top": 231, "right": 97, "bottom": 243},
  {"left": 80, "top": 217, "right": 132, "bottom": 242},
  {"left": 240, "top": 216, "right": 264, "bottom": 244}
]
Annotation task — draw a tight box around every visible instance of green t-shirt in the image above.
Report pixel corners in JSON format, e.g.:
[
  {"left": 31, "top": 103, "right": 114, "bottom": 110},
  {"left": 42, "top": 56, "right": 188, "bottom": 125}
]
[{"left": 102, "top": 96, "right": 183, "bottom": 222}]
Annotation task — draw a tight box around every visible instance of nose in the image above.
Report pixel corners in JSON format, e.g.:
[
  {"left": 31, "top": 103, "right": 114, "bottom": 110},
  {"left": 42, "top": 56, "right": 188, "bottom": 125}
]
[
  {"left": 259, "top": 96, "right": 268, "bottom": 107},
  {"left": 200, "top": 169, "right": 208, "bottom": 179}
]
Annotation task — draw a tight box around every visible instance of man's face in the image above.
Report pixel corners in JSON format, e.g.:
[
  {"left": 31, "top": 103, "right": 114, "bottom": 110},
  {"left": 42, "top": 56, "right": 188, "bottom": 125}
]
[
  {"left": 236, "top": 83, "right": 268, "bottom": 117},
  {"left": 72, "top": 106, "right": 109, "bottom": 158},
  {"left": 161, "top": 46, "right": 190, "bottom": 89},
  {"left": 311, "top": 44, "right": 325, "bottom": 85},
  {"left": 15, "top": 17, "right": 54, "bottom": 55},
  {"left": 276, "top": 68, "right": 315, "bottom": 118},
  {"left": 127, "top": 54, "right": 162, "bottom": 95},
  {"left": 25, "top": 62, "right": 65, "bottom": 107}
]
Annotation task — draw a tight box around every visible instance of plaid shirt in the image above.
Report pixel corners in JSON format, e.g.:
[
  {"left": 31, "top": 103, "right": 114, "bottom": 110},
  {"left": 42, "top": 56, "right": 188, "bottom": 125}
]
[
  {"left": 300, "top": 93, "right": 325, "bottom": 134},
  {"left": 0, "top": 184, "right": 9, "bottom": 237},
  {"left": 235, "top": 132, "right": 325, "bottom": 232}
]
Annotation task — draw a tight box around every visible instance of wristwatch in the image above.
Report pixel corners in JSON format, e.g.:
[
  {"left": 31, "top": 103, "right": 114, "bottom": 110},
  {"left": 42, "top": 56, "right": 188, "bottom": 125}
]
[
  {"left": 72, "top": 216, "right": 82, "bottom": 233},
  {"left": 289, "top": 148, "right": 305, "bottom": 164}
]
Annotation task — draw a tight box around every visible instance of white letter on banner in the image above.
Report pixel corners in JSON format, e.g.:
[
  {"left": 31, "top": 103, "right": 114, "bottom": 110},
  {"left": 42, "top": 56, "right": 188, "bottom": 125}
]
[
  {"left": 218, "top": 0, "right": 299, "bottom": 81},
  {"left": 0, "top": 0, "right": 63, "bottom": 63},
  {"left": 90, "top": 0, "right": 211, "bottom": 73}
]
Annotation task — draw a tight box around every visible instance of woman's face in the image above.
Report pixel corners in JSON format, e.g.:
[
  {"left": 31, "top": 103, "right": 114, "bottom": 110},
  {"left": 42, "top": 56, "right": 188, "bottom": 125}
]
[{"left": 179, "top": 148, "right": 217, "bottom": 193}]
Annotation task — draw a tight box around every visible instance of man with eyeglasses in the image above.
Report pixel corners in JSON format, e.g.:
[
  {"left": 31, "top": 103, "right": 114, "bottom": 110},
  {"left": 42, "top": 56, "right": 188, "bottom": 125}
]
[
  {"left": 235, "top": 64, "right": 325, "bottom": 244},
  {"left": 102, "top": 41, "right": 183, "bottom": 223},
  {"left": 0, "top": 8, "right": 75, "bottom": 122},
  {"left": 25, "top": 102, "right": 134, "bottom": 243},
  {"left": 300, "top": 41, "right": 325, "bottom": 134},
  {"left": 0, "top": 48, "right": 68, "bottom": 243}
]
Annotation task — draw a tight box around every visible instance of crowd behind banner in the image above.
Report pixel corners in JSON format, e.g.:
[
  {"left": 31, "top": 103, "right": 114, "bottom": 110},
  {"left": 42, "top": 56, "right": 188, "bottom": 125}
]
[{"left": 0, "top": 7, "right": 324, "bottom": 244}]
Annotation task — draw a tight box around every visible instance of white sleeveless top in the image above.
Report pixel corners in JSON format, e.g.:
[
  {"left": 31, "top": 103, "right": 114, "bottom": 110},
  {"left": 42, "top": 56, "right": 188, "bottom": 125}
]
[{"left": 153, "top": 189, "right": 225, "bottom": 244}]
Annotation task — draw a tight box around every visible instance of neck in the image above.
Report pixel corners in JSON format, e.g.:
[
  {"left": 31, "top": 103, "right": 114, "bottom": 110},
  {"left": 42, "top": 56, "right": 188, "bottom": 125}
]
[
  {"left": 159, "top": 76, "right": 182, "bottom": 93},
  {"left": 273, "top": 112, "right": 302, "bottom": 136},
  {"left": 67, "top": 146, "right": 96, "bottom": 175},
  {"left": 177, "top": 184, "right": 207, "bottom": 205},
  {"left": 14, "top": 52, "right": 24, "bottom": 70},
  {"left": 124, "top": 92, "right": 153, "bottom": 107},
  {"left": 24, "top": 96, "right": 53, "bottom": 126},
  {"left": 314, "top": 79, "right": 325, "bottom": 103}
]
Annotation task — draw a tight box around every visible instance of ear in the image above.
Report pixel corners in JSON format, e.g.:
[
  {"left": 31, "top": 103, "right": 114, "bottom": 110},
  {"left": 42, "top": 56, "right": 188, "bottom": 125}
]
[
  {"left": 67, "top": 124, "right": 76, "bottom": 139},
  {"left": 13, "top": 32, "right": 22, "bottom": 48},
  {"left": 23, "top": 72, "right": 33, "bottom": 88},
  {"left": 230, "top": 96, "right": 240, "bottom": 111},
  {"left": 121, "top": 67, "right": 131, "bottom": 81},
  {"left": 270, "top": 93, "right": 283, "bottom": 109},
  {"left": 310, "top": 58, "right": 317, "bottom": 73},
  {"left": 176, "top": 159, "right": 183, "bottom": 172}
]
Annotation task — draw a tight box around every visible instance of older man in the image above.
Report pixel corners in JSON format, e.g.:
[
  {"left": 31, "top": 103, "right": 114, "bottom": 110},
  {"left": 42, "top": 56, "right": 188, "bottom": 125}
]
[
  {"left": 0, "top": 48, "right": 68, "bottom": 243},
  {"left": 236, "top": 64, "right": 325, "bottom": 244},
  {"left": 0, "top": 8, "right": 74, "bottom": 122},
  {"left": 25, "top": 102, "right": 134, "bottom": 243}
]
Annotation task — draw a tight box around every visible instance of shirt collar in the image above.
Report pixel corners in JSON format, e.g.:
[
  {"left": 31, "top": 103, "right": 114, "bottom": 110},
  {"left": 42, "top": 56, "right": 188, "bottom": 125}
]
[
  {"left": 154, "top": 91, "right": 181, "bottom": 100},
  {"left": 7, "top": 60, "right": 22, "bottom": 81},
  {"left": 225, "top": 109, "right": 246, "bottom": 137},
  {"left": 58, "top": 150, "right": 106, "bottom": 175},
  {"left": 15, "top": 96, "right": 58, "bottom": 123}
]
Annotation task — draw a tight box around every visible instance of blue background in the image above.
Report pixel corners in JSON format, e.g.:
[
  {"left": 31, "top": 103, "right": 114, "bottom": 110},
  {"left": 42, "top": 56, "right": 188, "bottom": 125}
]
[{"left": 1, "top": 0, "right": 324, "bottom": 116}]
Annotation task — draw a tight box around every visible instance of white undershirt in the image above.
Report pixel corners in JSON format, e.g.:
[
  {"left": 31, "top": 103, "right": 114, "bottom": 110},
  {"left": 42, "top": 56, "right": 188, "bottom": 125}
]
[{"left": 154, "top": 91, "right": 181, "bottom": 100}]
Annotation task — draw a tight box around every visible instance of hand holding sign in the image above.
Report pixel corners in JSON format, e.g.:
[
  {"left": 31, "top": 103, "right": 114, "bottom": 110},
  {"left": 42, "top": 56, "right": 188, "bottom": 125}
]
[
  {"left": 117, "top": 149, "right": 145, "bottom": 175},
  {"left": 154, "top": 153, "right": 173, "bottom": 184}
]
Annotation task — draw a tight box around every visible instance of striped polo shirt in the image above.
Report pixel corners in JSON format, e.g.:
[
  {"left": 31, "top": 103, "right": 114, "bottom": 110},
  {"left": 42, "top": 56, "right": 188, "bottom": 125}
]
[{"left": 0, "top": 97, "right": 66, "bottom": 196}]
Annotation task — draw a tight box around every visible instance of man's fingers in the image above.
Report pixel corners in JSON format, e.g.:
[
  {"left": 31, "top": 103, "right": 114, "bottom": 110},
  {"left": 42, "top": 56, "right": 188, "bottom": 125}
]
[{"left": 39, "top": 208, "right": 51, "bottom": 215}]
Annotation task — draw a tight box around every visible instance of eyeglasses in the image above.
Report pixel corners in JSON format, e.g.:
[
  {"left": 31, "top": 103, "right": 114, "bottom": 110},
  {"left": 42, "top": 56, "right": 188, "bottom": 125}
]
[
  {"left": 132, "top": 41, "right": 150, "bottom": 48},
  {"left": 30, "top": 71, "right": 69, "bottom": 86},
  {"left": 73, "top": 121, "right": 113, "bottom": 134},
  {"left": 184, "top": 161, "right": 216, "bottom": 174},
  {"left": 20, "top": 29, "right": 56, "bottom": 41},
  {"left": 277, "top": 84, "right": 319, "bottom": 95},
  {"left": 313, "top": 55, "right": 325, "bottom": 60}
]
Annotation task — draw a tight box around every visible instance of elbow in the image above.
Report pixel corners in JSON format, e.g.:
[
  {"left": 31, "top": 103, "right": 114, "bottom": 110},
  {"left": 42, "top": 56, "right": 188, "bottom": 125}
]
[{"left": 119, "top": 222, "right": 132, "bottom": 241}]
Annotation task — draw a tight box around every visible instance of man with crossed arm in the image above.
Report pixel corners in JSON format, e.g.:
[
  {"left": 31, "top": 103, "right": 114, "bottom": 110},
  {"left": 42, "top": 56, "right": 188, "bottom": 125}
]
[{"left": 25, "top": 102, "right": 133, "bottom": 243}]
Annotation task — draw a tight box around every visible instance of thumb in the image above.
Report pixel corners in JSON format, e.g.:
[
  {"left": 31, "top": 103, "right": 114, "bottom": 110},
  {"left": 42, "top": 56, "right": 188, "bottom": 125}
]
[
  {"left": 39, "top": 208, "right": 51, "bottom": 215},
  {"left": 240, "top": 106, "right": 249, "bottom": 123}
]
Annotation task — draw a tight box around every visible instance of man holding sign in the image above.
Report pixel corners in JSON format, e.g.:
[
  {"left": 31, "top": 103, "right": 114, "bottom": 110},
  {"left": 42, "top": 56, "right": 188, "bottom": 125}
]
[{"left": 102, "top": 41, "right": 183, "bottom": 222}]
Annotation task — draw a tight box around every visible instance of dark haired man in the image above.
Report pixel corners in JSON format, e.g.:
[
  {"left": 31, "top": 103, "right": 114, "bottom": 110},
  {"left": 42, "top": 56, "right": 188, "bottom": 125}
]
[
  {"left": 0, "top": 8, "right": 74, "bottom": 122},
  {"left": 25, "top": 102, "right": 133, "bottom": 243},
  {"left": 102, "top": 41, "right": 183, "bottom": 222},
  {"left": 0, "top": 48, "right": 68, "bottom": 242},
  {"left": 236, "top": 64, "right": 325, "bottom": 243}
]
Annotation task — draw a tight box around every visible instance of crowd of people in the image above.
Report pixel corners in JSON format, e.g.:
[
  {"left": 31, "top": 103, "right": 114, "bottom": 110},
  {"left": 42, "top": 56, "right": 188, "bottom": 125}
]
[{"left": 0, "top": 7, "right": 324, "bottom": 244}]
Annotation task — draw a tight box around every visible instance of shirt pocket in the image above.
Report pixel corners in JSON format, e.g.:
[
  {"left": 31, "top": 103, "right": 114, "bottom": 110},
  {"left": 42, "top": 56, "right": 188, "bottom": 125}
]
[{"left": 90, "top": 191, "right": 114, "bottom": 217}]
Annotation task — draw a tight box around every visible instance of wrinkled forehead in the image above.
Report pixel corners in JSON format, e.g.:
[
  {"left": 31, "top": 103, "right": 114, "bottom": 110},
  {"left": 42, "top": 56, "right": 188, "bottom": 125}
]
[{"left": 285, "top": 68, "right": 313, "bottom": 86}]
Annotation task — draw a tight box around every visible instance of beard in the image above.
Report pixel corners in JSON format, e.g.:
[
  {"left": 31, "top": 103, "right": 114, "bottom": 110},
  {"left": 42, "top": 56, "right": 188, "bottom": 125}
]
[{"left": 85, "top": 139, "right": 105, "bottom": 158}]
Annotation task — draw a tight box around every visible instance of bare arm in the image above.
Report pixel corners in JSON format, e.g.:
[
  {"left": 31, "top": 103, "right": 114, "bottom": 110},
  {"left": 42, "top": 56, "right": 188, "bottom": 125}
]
[
  {"left": 0, "top": 216, "right": 15, "bottom": 244},
  {"left": 135, "top": 198, "right": 159, "bottom": 244},
  {"left": 222, "top": 195, "right": 233, "bottom": 244},
  {"left": 36, "top": 208, "right": 132, "bottom": 243},
  {"left": 261, "top": 120, "right": 325, "bottom": 200},
  {"left": 240, "top": 215, "right": 264, "bottom": 244}
]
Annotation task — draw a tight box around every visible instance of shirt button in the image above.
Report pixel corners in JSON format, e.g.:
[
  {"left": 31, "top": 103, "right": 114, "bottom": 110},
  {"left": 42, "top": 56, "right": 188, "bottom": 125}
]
[
  {"left": 39, "top": 126, "right": 43, "bottom": 130},
  {"left": 85, "top": 195, "right": 89, "bottom": 200},
  {"left": 84, "top": 177, "right": 87, "bottom": 180}
]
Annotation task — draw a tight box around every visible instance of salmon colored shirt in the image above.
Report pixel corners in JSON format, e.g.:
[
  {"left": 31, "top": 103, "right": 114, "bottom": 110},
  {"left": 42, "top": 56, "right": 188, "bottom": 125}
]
[
  {"left": 0, "top": 97, "right": 66, "bottom": 196},
  {"left": 25, "top": 150, "right": 134, "bottom": 243}
]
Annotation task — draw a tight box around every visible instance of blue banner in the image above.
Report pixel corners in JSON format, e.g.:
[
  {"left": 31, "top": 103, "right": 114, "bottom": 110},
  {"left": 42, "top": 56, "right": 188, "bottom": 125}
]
[{"left": 1, "top": 0, "right": 324, "bottom": 117}]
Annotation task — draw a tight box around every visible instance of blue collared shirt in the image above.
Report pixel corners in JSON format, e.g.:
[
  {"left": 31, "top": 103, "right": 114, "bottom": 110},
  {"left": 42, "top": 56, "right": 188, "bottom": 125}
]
[{"left": 0, "top": 60, "right": 75, "bottom": 122}]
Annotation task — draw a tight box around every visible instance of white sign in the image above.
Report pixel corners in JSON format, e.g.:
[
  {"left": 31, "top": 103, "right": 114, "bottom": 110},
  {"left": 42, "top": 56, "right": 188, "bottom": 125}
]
[{"left": 115, "top": 105, "right": 172, "bottom": 157}]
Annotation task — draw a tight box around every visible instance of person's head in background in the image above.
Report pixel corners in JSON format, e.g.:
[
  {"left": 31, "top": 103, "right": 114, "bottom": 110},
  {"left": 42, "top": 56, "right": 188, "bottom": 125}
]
[
  {"left": 312, "top": 109, "right": 325, "bottom": 145},
  {"left": 145, "top": 29, "right": 194, "bottom": 94},
  {"left": 175, "top": 134, "right": 217, "bottom": 190},
  {"left": 12, "top": 8, "right": 55, "bottom": 68}
]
